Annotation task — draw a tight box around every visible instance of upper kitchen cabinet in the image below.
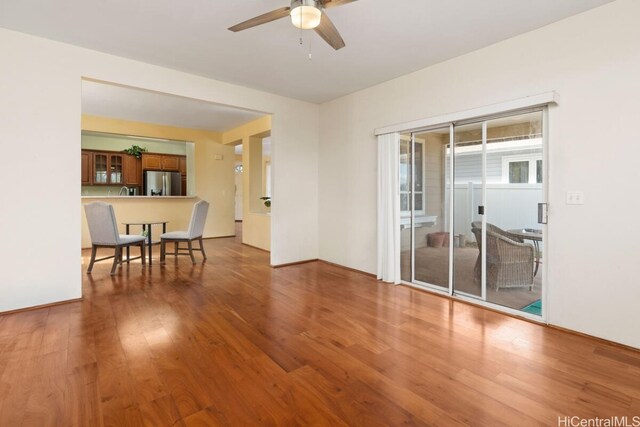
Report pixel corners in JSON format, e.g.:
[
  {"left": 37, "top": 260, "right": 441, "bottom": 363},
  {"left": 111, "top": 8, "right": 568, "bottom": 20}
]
[
  {"left": 179, "top": 156, "right": 187, "bottom": 196},
  {"left": 162, "top": 155, "right": 180, "bottom": 171},
  {"left": 142, "top": 153, "right": 184, "bottom": 172},
  {"left": 123, "top": 155, "right": 142, "bottom": 186},
  {"left": 81, "top": 149, "right": 143, "bottom": 190},
  {"left": 81, "top": 150, "right": 92, "bottom": 185},
  {"left": 93, "top": 152, "right": 124, "bottom": 185},
  {"left": 141, "top": 154, "right": 163, "bottom": 170}
]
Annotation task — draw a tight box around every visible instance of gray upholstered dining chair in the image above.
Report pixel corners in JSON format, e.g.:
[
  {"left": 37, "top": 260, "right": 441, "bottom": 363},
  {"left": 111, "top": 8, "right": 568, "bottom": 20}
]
[
  {"left": 160, "top": 200, "right": 210, "bottom": 264},
  {"left": 84, "top": 202, "right": 146, "bottom": 275}
]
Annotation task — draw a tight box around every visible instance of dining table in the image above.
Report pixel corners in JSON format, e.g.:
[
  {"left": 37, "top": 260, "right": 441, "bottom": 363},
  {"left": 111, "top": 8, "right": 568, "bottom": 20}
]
[{"left": 122, "top": 220, "right": 169, "bottom": 265}]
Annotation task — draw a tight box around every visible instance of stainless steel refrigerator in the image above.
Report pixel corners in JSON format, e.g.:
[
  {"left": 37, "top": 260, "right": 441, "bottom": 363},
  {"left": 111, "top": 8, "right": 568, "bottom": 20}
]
[{"left": 144, "top": 171, "right": 182, "bottom": 196}]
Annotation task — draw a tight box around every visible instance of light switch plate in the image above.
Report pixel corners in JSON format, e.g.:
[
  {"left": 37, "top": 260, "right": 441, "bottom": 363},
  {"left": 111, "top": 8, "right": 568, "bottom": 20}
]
[
  {"left": 566, "top": 191, "right": 584, "bottom": 205},
  {"left": 213, "top": 154, "right": 223, "bottom": 160}
]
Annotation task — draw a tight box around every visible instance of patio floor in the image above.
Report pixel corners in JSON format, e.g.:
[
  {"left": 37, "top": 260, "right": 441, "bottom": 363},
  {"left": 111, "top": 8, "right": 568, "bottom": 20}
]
[{"left": 401, "top": 246, "right": 542, "bottom": 312}]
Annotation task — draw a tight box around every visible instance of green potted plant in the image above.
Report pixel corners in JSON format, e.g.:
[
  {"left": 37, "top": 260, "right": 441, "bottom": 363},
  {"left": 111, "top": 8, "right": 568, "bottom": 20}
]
[{"left": 123, "top": 144, "right": 148, "bottom": 158}]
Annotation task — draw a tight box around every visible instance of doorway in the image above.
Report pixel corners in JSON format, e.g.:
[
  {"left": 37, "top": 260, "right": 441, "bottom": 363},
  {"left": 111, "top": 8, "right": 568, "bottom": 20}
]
[
  {"left": 234, "top": 143, "right": 244, "bottom": 222},
  {"left": 231, "top": 133, "right": 272, "bottom": 247},
  {"left": 401, "top": 109, "right": 546, "bottom": 318}
]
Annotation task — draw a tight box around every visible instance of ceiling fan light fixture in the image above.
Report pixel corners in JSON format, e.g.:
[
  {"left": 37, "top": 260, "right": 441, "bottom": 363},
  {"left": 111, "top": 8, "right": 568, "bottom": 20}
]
[{"left": 290, "top": 0, "right": 322, "bottom": 30}]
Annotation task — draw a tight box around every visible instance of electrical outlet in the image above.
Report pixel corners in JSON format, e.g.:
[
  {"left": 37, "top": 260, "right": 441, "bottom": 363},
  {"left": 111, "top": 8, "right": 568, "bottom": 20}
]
[{"left": 566, "top": 191, "right": 584, "bottom": 205}]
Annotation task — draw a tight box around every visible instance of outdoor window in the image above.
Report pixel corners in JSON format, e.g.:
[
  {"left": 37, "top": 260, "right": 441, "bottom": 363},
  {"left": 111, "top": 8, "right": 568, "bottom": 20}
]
[
  {"left": 502, "top": 154, "right": 542, "bottom": 184},
  {"left": 400, "top": 138, "right": 425, "bottom": 215},
  {"left": 536, "top": 159, "right": 542, "bottom": 184}
]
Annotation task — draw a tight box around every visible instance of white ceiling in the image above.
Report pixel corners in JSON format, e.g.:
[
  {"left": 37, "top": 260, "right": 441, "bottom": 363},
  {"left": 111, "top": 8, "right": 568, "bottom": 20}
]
[
  {"left": 0, "top": 0, "right": 614, "bottom": 103},
  {"left": 82, "top": 81, "right": 266, "bottom": 132}
]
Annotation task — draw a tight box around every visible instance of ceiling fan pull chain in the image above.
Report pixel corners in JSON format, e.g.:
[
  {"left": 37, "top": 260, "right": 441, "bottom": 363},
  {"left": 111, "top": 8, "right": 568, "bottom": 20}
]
[
  {"left": 308, "top": 32, "right": 313, "bottom": 60},
  {"left": 299, "top": 35, "right": 303, "bottom": 45},
  {"left": 299, "top": 10, "right": 304, "bottom": 45}
]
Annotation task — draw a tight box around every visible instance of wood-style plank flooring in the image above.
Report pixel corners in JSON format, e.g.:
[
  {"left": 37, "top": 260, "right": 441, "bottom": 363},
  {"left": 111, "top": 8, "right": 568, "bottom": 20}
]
[{"left": 1, "top": 227, "right": 639, "bottom": 426}]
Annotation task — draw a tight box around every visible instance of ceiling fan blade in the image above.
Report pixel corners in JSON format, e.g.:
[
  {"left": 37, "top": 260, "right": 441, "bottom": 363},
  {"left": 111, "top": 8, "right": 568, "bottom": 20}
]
[
  {"left": 314, "top": 13, "right": 346, "bottom": 50},
  {"left": 228, "top": 7, "right": 291, "bottom": 32},
  {"left": 320, "top": 0, "right": 358, "bottom": 9}
]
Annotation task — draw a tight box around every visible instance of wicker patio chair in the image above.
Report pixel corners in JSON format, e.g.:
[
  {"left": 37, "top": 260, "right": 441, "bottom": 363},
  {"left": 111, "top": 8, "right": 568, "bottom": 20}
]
[{"left": 471, "top": 222, "right": 534, "bottom": 291}]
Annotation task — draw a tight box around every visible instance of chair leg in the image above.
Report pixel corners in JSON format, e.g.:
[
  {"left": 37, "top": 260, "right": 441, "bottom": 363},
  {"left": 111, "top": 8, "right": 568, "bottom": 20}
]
[
  {"left": 174, "top": 241, "right": 178, "bottom": 257},
  {"left": 187, "top": 240, "right": 196, "bottom": 264},
  {"left": 87, "top": 245, "right": 97, "bottom": 273},
  {"left": 199, "top": 237, "right": 207, "bottom": 260},
  {"left": 111, "top": 247, "right": 121, "bottom": 275},
  {"left": 160, "top": 239, "right": 166, "bottom": 264},
  {"left": 141, "top": 242, "right": 146, "bottom": 266}
]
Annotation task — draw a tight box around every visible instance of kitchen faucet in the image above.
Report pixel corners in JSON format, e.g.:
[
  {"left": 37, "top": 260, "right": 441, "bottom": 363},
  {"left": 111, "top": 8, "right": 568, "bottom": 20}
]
[{"left": 118, "top": 186, "right": 130, "bottom": 196}]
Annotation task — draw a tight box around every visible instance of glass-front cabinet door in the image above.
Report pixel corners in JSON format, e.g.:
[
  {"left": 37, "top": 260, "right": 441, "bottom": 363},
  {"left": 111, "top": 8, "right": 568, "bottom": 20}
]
[
  {"left": 93, "top": 153, "right": 108, "bottom": 184},
  {"left": 109, "top": 154, "right": 123, "bottom": 184},
  {"left": 92, "top": 152, "right": 124, "bottom": 185}
]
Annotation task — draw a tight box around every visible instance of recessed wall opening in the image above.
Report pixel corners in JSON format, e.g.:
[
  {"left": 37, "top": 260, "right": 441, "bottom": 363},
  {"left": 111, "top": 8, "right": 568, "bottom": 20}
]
[{"left": 79, "top": 78, "right": 273, "bottom": 270}]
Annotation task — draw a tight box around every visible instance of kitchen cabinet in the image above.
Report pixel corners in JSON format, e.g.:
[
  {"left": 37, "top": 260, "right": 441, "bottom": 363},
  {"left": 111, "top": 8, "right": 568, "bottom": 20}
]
[
  {"left": 142, "top": 153, "right": 185, "bottom": 172},
  {"left": 93, "top": 152, "right": 124, "bottom": 185},
  {"left": 81, "top": 150, "right": 186, "bottom": 192},
  {"left": 123, "top": 155, "right": 142, "bottom": 186},
  {"left": 81, "top": 151, "right": 92, "bottom": 185},
  {"left": 162, "top": 156, "right": 179, "bottom": 171},
  {"left": 141, "top": 154, "right": 163, "bottom": 170},
  {"left": 179, "top": 157, "right": 187, "bottom": 195}
]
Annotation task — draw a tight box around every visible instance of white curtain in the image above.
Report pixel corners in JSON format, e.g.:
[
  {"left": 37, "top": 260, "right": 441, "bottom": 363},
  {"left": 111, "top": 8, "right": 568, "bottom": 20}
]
[{"left": 377, "top": 132, "right": 401, "bottom": 284}]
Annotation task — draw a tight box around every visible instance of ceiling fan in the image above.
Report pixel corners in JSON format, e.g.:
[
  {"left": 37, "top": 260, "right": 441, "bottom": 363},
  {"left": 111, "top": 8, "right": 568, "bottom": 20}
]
[{"left": 228, "top": 0, "right": 358, "bottom": 50}]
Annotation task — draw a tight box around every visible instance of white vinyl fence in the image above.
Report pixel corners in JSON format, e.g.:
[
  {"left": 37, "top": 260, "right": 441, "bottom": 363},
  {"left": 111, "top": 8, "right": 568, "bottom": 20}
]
[{"left": 449, "top": 183, "right": 543, "bottom": 243}]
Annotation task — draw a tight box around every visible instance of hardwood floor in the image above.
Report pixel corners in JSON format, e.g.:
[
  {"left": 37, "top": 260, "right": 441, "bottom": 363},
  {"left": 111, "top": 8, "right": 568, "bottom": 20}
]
[{"left": 1, "top": 232, "right": 639, "bottom": 426}]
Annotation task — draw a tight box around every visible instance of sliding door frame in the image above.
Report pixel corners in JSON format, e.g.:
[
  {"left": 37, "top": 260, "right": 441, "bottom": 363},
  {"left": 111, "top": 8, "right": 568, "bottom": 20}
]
[
  {"left": 410, "top": 133, "right": 416, "bottom": 284},
  {"left": 399, "top": 105, "right": 550, "bottom": 322}
]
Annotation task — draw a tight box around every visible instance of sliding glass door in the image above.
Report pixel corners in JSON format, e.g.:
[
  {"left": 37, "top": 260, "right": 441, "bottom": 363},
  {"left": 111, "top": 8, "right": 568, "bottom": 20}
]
[
  {"left": 400, "top": 127, "right": 451, "bottom": 291},
  {"left": 452, "top": 121, "right": 485, "bottom": 299},
  {"left": 400, "top": 109, "right": 546, "bottom": 318},
  {"left": 482, "top": 111, "right": 544, "bottom": 314}
]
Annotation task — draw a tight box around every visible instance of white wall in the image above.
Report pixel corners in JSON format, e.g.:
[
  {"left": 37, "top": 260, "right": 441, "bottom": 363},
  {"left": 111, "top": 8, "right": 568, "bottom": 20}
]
[
  {"left": 0, "top": 27, "right": 319, "bottom": 312},
  {"left": 319, "top": 0, "right": 640, "bottom": 348}
]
